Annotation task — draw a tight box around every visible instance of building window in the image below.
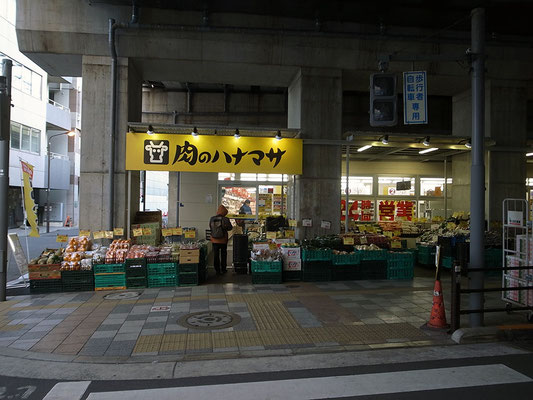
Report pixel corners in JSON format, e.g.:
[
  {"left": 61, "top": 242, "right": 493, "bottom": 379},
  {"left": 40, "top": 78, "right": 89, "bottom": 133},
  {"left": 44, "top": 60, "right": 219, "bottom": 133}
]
[
  {"left": 340, "top": 176, "right": 373, "bottom": 195},
  {"left": 420, "top": 177, "right": 453, "bottom": 197},
  {"left": 0, "top": 52, "right": 42, "bottom": 100},
  {"left": 378, "top": 177, "right": 415, "bottom": 196},
  {"left": 10, "top": 122, "right": 41, "bottom": 154}
]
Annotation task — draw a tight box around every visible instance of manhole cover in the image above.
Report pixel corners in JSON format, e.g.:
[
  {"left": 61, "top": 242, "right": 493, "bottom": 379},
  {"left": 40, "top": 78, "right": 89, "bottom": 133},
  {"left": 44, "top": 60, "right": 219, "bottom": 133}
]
[
  {"left": 178, "top": 311, "right": 241, "bottom": 330},
  {"left": 104, "top": 291, "right": 142, "bottom": 300}
]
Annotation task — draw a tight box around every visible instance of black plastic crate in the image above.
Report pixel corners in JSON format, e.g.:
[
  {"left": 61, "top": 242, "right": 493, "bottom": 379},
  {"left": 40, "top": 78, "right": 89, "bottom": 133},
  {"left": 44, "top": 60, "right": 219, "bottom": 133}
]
[
  {"left": 198, "top": 268, "right": 208, "bottom": 284},
  {"left": 179, "top": 272, "right": 199, "bottom": 286},
  {"left": 302, "top": 260, "right": 331, "bottom": 274},
  {"left": 282, "top": 270, "right": 302, "bottom": 282},
  {"left": 63, "top": 282, "right": 94, "bottom": 292},
  {"left": 30, "top": 279, "right": 63, "bottom": 294},
  {"left": 126, "top": 276, "right": 147, "bottom": 289},
  {"left": 302, "top": 271, "right": 330, "bottom": 282},
  {"left": 354, "top": 260, "right": 387, "bottom": 280},
  {"left": 330, "top": 265, "right": 357, "bottom": 281},
  {"left": 252, "top": 271, "right": 282, "bottom": 284},
  {"left": 233, "top": 261, "right": 248, "bottom": 275},
  {"left": 125, "top": 258, "right": 147, "bottom": 278},
  {"left": 177, "top": 263, "right": 198, "bottom": 274},
  {"left": 61, "top": 270, "right": 94, "bottom": 285}
]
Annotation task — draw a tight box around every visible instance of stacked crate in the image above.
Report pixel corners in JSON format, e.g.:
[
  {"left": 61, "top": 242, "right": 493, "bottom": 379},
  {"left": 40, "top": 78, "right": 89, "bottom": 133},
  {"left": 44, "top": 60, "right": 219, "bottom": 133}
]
[
  {"left": 251, "top": 260, "right": 282, "bottom": 284},
  {"left": 93, "top": 263, "right": 126, "bottom": 290},
  {"left": 330, "top": 251, "right": 360, "bottom": 281},
  {"left": 178, "top": 249, "right": 199, "bottom": 286},
  {"left": 198, "top": 245, "right": 208, "bottom": 283},
  {"left": 281, "top": 247, "right": 302, "bottom": 282},
  {"left": 356, "top": 250, "right": 388, "bottom": 279},
  {"left": 302, "top": 249, "right": 331, "bottom": 282},
  {"left": 386, "top": 252, "right": 414, "bottom": 280},
  {"left": 29, "top": 264, "right": 62, "bottom": 293},
  {"left": 147, "top": 262, "right": 177, "bottom": 288},
  {"left": 61, "top": 270, "right": 94, "bottom": 292},
  {"left": 417, "top": 245, "right": 436, "bottom": 266},
  {"left": 125, "top": 258, "right": 147, "bottom": 288}
]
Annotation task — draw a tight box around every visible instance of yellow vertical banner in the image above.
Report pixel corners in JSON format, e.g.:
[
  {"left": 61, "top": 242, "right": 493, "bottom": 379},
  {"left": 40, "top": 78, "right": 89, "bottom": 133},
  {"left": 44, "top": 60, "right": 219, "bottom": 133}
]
[{"left": 20, "top": 161, "right": 39, "bottom": 237}]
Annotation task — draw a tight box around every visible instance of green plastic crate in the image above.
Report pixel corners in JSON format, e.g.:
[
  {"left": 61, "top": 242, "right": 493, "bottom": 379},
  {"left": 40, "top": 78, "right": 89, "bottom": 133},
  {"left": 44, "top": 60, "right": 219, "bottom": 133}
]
[
  {"left": 125, "top": 258, "right": 147, "bottom": 277},
  {"left": 148, "top": 274, "right": 177, "bottom": 288},
  {"left": 147, "top": 263, "right": 177, "bottom": 276},
  {"left": 302, "top": 249, "right": 332, "bottom": 261},
  {"left": 330, "top": 265, "right": 357, "bottom": 281},
  {"left": 387, "top": 264, "right": 414, "bottom": 280},
  {"left": 251, "top": 260, "right": 282, "bottom": 273},
  {"left": 179, "top": 272, "right": 198, "bottom": 286},
  {"left": 178, "top": 263, "right": 199, "bottom": 274},
  {"left": 358, "top": 249, "right": 388, "bottom": 261},
  {"left": 61, "top": 270, "right": 94, "bottom": 285},
  {"left": 252, "top": 271, "right": 282, "bottom": 284},
  {"left": 302, "top": 260, "right": 331, "bottom": 273},
  {"left": 418, "top": 252, "right": 436, "bottom": 265},
  {"left": 331, "top": 252, "right": 360, "bottom": 265},
  {"left": 94, "top": 273, "right": 126, "bottom": 288},
  {"left": 93, "top": 263, "right": 125, "bottom": 274},
  {"left": 63, "top": 282, "right": 94, "bottom": 292},
  {"left": 441, "top": 256, "right": 454, "bottom": 269},
  {"left": 417, "top": 245, "right": 436, "bottom": 254}
]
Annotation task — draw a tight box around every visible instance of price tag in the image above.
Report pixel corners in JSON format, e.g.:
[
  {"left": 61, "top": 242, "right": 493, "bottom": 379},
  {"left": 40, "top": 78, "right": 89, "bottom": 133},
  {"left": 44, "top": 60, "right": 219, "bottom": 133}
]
[
  {"left": 56, "top": 235, "right": 68, "bottom": 243},
  {"left": 184, "top": 230, "right": 196, "bottom": 239},
  {"left": 285, "top": 230, "right": 295, "bottom": 238},
  {"left": 391, "top": 240, "right": 402, "bottom": 249},
  {"left": 104, "top": 231, "right": 114, "bottom": 239},
  {"left": 447, "top": 222, "right": 456, "bottom": 230},
  {"left": 132, "top": 228, "right": 143, "bottom": 237},
  {"left": 93, "top": 231, "right": 104, "bottom": 240},
  {"left": 289, "top": 219, "right": 297, "bottom": 227},
  {"left": 269, "top": 243, "right": 278, "bottom": 250},
  {"left": 358, "top": 225, "right": 366, "bottom": 232},
  {"left": 266, "top": 231, "right": 277, "bottom": 239},
  {"left": 302, "top": 219, "right": 312, "bottom": 227},
  {"left": 343, "top": 237, "right": 354, "bottom": 245},
  {"left": 320, "top": 220, "right": 331, "bottom": 229},
  {"left": 162, "top": 228, "right": 173, "bottom": 237},
  {"left": 172, "top": 227, "right": 183, "bottom": 236},
  {"left": 79, "top": 230, "right": 91, "bottom": 238},
  {"left": 360, "top": 236, "right": 368, "bottom": 244},
  {"left": 113, "top": 228, "right": 124, "bottom": 236},
  {"left": 367, "top": 226, "right": 376, "bottom": 233},
  {"left": 384, "top": 231, "right": 393, "bottom": 238},
  {"left": 393, "top": 230, "right": 402, "bottom": 237},
  {"left": 142, "top": 228, "right": 152, "bottom": 236}
]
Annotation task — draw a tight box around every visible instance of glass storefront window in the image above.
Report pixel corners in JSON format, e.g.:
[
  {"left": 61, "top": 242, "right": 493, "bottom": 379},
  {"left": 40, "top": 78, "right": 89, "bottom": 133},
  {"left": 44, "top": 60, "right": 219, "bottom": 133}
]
[
  {"left": 378, "top": 177, "right": 415, "bottom": 196},
  {"left": 340, "top": 176, "right": 373, "bottom": 195},
  {"left": 218, "top": 173, "right": 235, "bottom": 181},
  {"left": 420, "top": 178, "right": 452, "bottom": 197}
]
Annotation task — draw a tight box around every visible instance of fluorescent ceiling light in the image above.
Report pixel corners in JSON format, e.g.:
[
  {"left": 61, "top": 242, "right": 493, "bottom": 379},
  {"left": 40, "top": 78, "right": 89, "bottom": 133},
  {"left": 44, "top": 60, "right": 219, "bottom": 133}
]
[
  {"left": 465, "top": 140, "right": 471, "bottom": 149},
  {"left": 357, "top": 145, "right": 372, "bottom": 152},
  {"left": 419, "top": 147, "right": 439, "bottom": 154},
  {"left": 526, "top": 152, "right": 533, "bottom": 157}
]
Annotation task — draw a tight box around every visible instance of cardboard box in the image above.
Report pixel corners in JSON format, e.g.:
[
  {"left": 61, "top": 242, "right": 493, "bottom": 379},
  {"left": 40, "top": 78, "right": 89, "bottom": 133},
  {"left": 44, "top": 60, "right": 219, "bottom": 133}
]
[
  {"left": 281, "top": 247, "right": 301, "bottom": 261},
  {"left": 283, "top": 259, "right": 302, "bottom": 271},
  {"left": 28, "top": 264, "right": 61, "bottom": 273},
  {"left": 180, "top": 249, "right": 200, "bottom": 257},
  {"left": 180, "top": 255, "right": 200, "bottom": 264},
  {"left": 253, "top": 243, "right": 270, "bottom": 251}
]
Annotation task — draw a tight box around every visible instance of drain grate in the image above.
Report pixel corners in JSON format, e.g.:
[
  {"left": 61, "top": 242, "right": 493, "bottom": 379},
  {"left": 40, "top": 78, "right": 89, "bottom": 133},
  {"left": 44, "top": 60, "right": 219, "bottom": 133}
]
[
  {"left": 178, "top": 311, "right": 241, "bottom": 330},
  {"left": 104, "top": 291, "right": 142, "bottom": 300}
]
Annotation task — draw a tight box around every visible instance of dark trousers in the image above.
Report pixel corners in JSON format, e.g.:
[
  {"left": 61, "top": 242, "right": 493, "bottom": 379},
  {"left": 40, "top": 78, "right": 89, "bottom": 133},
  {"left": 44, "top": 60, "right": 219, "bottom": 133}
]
[{"left": 213, "top": 243, "right": 228, "bottom": 273}]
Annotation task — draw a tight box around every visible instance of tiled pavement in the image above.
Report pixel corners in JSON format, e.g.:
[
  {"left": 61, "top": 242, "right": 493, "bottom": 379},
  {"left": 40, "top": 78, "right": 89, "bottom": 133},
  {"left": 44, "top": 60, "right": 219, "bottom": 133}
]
[{"left": 0, "top": 275, "right": 523, "bottom": 361}]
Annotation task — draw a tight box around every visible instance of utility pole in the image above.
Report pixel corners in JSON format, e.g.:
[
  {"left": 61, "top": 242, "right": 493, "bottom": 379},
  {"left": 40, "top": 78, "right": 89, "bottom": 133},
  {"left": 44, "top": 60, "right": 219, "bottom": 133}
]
[
  {"left": 0, "top": 59, "right": 13, "bottom": 302},
  {"left": 469, "top": 7, "right": 486, "bottom": 327}
]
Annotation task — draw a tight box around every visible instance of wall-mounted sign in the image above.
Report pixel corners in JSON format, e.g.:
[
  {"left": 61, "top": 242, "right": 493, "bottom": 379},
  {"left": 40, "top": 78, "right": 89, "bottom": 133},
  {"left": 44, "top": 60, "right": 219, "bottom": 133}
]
[
  {"left": 302, "top": 219, "right": 312, "bottom": 227},
  {"left": 126, "top": 133, "right": 303, "bottom": 174},
  {"left": 321, "top": 220, "right": 331, "bottom": 230},
  {"left": 403, "top": 71, "right": 428, "bottom": 125}
]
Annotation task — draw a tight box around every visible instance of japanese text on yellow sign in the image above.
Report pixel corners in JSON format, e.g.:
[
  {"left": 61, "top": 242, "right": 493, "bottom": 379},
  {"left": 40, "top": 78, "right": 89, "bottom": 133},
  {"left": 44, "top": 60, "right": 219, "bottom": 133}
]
[{"left": 126, "top": 133, "right": 303, "bottom": 174}]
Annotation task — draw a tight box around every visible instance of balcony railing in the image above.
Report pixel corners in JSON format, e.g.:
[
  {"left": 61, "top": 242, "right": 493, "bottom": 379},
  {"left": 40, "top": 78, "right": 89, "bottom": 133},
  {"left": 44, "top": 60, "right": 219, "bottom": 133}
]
[{"left": 48, "top": 98, "right": 70, "bottom": 112}]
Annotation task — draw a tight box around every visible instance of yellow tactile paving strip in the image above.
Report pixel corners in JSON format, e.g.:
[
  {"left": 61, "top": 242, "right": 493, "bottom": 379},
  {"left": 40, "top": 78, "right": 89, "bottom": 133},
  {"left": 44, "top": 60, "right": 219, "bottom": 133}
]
[
  {"left": 160, "top": 334, "right": 187, "bottom": 352},
  {"left": 133, "top": 334, "right": 163, "bottom": 353},
  {"left": 186, "top": 333, "right": 212, "bottom": 350},
  {"left": 212, "top": 331, "right": 238, "bottom": 348},
  {"left": 247, "top": 302, "right": 300, "bottom": 330},
  {"left": 235, "top": 331, "right": 263, "bottom": 348}
]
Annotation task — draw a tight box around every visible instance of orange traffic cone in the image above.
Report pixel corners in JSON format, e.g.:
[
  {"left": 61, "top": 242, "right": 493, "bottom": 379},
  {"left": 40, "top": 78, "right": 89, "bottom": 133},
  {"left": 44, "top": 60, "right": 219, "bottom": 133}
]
[
  {"left": 64, "top": 215, "right": 71, "bottom": 227},
  {"left": 427, "top": 279, "right": 449, "bottom": 329}
]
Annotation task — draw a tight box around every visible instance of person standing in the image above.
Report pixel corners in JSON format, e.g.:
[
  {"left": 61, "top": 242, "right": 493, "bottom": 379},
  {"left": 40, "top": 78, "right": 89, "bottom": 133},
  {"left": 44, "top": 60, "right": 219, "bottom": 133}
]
[
  {"left": 239, "top": 199, "right": 252, "bottom": 215},
  {"left": 209, "top": 204, "right": 233, "bottom": 275}
]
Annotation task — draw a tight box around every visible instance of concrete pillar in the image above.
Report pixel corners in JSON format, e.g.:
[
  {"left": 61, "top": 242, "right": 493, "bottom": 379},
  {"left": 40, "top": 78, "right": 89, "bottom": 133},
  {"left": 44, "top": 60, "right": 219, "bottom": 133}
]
[
  {"left": 80, "top": 56, "right": 141, "bottom": 232},
  {"left": 288, "top": 68, "right": 342, "bottom": 237},
  {"left": 486, "top": 81, "right": 527, "bottom": 225},
  {"left": 168, "top": 171, "right": 179, "bottom": 228}
]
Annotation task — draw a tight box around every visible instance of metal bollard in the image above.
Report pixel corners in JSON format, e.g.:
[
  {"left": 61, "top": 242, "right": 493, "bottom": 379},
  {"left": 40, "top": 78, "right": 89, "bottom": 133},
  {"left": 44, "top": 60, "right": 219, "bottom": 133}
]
[{"left": 450, "top": 262, "right": 462, "bottom": 333}]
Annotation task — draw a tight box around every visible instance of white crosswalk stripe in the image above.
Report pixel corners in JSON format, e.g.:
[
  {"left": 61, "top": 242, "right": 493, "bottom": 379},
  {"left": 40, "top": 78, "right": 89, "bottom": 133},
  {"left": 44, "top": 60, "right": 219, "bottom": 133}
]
[
  {"left": 85, "top": 364, "right": 531, "bottom": 400},
  {"left": 42, "top": 381, "right": 91, "bottom": 400}
]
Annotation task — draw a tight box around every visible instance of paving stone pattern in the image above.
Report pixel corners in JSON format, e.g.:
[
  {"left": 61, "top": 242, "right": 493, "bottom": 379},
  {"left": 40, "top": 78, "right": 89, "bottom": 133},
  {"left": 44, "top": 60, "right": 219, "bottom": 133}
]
[{"left": 0, "top": 276, "right": 489, "bottom": 359}]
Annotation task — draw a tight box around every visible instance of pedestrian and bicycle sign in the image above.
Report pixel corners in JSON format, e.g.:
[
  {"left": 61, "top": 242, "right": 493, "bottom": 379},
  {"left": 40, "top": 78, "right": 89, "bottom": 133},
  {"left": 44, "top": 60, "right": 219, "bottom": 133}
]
[{"left": 403, "top": 71, "right": 428, "bottom": 125}]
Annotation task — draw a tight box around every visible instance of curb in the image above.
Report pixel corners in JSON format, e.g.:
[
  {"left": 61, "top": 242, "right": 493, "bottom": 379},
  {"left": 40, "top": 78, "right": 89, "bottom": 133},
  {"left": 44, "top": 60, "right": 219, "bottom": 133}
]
[{"left": 452, "top": 325, "right": 533, "bottom": 344}]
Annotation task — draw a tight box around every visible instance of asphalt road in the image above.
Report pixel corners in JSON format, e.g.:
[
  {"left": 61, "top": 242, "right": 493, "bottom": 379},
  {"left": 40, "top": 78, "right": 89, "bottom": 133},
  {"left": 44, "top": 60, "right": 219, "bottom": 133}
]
[{"left": 0, "top": 343, "right": 531, "bottom": 400}]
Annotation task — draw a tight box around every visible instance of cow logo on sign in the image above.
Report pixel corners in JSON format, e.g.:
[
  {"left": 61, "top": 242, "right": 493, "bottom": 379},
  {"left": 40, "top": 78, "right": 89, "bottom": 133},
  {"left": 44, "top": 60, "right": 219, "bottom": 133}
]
[{"left": 144, "top": 140, "right": 169, "bottom": 164}]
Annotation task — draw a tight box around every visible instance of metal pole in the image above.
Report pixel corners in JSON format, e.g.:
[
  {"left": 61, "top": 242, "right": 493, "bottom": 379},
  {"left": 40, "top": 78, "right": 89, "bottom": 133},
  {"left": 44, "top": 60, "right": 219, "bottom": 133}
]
[
  {"left": 0, "top": 59, "right": 12, "bottom": 301},
  {"left": 444, "top": 157, "right": 448, "bottom": 219},
  {"left": 46, "top": 140, "right": 51, "bottom": 233},
  {"left": 345, "top": 146, "right": 350, "bottom": 233},
  {"left": 281, "top": 174, "right": 285, "bottom": 216},
  {"left": 469, "top": 7, "right": 486, "bottom": 327},
  {"left": 108, "top": 18, "right": 117, "bottom": 231}
]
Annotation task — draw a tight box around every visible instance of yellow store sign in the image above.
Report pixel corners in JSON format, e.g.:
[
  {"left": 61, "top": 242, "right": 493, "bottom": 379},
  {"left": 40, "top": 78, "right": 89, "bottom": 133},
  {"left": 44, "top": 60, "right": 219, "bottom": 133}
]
[{"left": 126, "top": 133, "right": 303, "bottom": 174}]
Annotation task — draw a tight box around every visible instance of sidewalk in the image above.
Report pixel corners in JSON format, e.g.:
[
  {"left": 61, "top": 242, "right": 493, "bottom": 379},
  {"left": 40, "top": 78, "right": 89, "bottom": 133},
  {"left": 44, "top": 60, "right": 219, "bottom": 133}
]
[{"left": 1, "top": 274, "right": 529, "bottom": 367}]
